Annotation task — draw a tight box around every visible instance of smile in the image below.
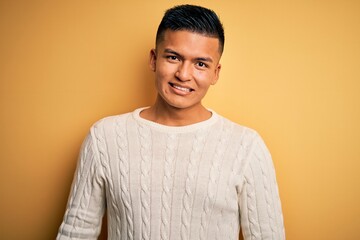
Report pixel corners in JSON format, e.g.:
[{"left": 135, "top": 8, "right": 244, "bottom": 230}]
[{"left": 169, "top": 83, "right": 194, "bottom": 92}]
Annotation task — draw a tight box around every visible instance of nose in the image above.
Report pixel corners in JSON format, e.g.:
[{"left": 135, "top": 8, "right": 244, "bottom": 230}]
[{"left": 175, "top": 62, "right": 192, "bottom": 82}]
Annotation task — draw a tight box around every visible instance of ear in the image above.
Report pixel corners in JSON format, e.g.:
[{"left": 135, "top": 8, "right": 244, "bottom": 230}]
[
  {"left": 211, "top": 63, "right": 221, "bottom": 85},
  {"left": 149, "top": 49, "right": 157, "bottom": 72}
]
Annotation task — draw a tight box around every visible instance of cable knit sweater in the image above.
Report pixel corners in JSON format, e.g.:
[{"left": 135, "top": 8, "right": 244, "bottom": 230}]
[{"left": 57, "top": 108, "right": 285, "bottom": 240}]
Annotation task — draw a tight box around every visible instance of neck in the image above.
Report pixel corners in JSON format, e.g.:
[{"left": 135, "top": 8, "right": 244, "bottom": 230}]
[{"left": 140, "top": 97, "right": 212, "bottom": 126}]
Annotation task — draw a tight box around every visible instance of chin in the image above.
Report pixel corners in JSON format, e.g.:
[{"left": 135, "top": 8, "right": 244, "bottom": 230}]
[
  {"left": 167, "top": 100, "right": 202, "bottom": 110},
  {"left": 157, "top": 91, "right": 203, "bottom": 110}
]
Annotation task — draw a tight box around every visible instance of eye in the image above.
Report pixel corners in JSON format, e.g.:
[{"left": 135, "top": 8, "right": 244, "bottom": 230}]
[
  {"left": 167, "top": 55, "right": 179, "bottom": 61},
  {"left": 196, "top": 62, "right": 208, "bottom": 68}
]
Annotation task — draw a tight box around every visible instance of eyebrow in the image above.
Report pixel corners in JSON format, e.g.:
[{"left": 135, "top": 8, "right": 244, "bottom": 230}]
[{"left": 164, "top": 48, "right": 213, "bottom": 63}]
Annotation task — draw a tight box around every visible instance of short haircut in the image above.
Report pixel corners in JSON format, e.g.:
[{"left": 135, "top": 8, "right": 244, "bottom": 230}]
[{"left": 156, "top": 4, "right": 225, "bottom": 54}]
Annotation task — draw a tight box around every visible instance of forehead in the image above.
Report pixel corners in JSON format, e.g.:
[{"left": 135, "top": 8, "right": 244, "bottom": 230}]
[{"left": 158, "top": 30, "right": 221, "bottom": 59}]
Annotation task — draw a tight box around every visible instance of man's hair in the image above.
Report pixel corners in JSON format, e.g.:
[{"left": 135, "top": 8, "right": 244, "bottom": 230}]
[{"left": 156, "top": 4, "right": 225, "bottom": 54}]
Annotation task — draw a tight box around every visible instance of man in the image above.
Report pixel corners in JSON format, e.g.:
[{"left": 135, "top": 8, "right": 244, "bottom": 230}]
[{"left": 57, "top": 4, "right": 285, "bottom": 240}]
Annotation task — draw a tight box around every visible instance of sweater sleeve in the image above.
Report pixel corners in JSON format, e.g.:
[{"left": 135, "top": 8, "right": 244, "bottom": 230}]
[
  {"left": 237, "top": 134, "right": 285, "bottom": 240},
  {"left": 57, "top": 132, "right": 106, "bottom": 240}
]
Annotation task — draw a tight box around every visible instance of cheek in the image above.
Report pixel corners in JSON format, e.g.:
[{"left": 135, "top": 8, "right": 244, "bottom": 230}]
[
  {"left": 194, "top": 72, "right": 213, "bottom": 88},
  {"left": 155, "top": 73, "right": 168, "bottom": 90},
  {"left": 156, "top": 62, "right": 175, "bottom": 80},
  {"left": 155, "top": 67, "right": 171, "bottom": 92}
]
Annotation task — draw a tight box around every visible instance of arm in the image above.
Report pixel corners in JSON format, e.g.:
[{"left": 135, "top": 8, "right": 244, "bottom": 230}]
[
  {"left": 238, "top": 134, "right": 285, "bottom": 240},
  {"left": 57, "top": 133, "right": 106, "bottom": 240}
]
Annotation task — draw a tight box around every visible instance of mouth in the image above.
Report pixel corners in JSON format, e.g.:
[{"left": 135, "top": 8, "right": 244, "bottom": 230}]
[{"left": 169, "top": 83, "right": 194, "bottom": 92}]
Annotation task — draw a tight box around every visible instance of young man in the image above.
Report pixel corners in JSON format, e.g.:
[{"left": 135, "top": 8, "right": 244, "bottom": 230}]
[{"left": 57, "top": 5, "right": 285, "bottom": 240}]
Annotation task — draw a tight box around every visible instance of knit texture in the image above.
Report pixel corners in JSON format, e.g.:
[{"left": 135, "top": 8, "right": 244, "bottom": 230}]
[{"left": 57, "top": 108, "right": 285, "bottom": 240}]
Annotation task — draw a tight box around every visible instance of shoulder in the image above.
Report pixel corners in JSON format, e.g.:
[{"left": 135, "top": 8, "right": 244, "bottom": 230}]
[
  {"left": 223, "top": 118, "right": 272, "bottom": 168},
  {"left": 93, "top": 112, "right": 130, "bottom": 128},
  {"left": 216, "top": 114, "right": 272, "bottom": 162},
  {"left": 217, "top": 114, "right": 261, "bottom": 145},
  {"left": 88, "top": 109, "right": 141, "bottom": 139}
]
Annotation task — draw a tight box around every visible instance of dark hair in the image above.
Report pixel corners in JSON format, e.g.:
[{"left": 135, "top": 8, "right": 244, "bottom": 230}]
[{"left": 156, "top": 4, "right": 225, "bottom": 54}]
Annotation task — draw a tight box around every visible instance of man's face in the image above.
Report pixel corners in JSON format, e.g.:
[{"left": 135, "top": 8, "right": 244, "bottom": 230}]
[{"left": 150, "top": 30, "right": 221, "bottom": 111}]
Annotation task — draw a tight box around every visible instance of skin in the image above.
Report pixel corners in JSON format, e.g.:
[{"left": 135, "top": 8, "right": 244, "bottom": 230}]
[{"left": 140, "top": 30, "right": 222, "bottom": 126}]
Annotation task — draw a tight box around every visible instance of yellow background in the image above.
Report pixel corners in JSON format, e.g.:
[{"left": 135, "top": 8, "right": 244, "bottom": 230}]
[{"left": 1, "top": 0, "right": 359, "bottom": 239}]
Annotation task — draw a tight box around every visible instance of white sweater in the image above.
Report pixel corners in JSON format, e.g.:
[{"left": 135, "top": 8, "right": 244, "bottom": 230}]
[{"left": 57, "top": 108, "right": 285, "bottom": 240}]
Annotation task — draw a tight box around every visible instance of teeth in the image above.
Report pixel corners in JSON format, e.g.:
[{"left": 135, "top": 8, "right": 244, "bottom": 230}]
[{"left": 172, "top": 84, "right": 191, "bottom": 92}]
